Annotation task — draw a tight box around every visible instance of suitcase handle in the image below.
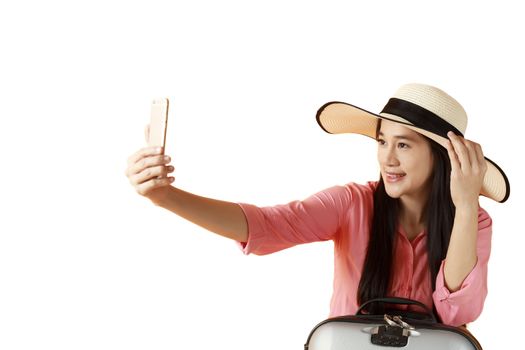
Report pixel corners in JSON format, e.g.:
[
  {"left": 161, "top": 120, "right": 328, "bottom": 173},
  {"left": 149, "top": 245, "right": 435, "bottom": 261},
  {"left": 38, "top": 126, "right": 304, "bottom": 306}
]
[{"left": 356, "top": 297, "right": 437, "bottom": 323}]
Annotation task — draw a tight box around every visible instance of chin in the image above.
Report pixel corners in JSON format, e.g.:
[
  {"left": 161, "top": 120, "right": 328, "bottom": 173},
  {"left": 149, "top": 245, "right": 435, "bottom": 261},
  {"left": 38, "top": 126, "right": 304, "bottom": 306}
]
[
  {"left": 383, "top": 179, "right": 408, "bottom": 199},
  {"left": 384, "top": 187, "right": 402, "bottom": 199}
]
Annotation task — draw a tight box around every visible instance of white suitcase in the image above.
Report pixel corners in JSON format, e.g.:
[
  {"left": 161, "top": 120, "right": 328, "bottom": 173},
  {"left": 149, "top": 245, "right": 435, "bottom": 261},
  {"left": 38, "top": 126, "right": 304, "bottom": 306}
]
[{"left": 304, "top": 297, "right": 482, "bottom": 349}]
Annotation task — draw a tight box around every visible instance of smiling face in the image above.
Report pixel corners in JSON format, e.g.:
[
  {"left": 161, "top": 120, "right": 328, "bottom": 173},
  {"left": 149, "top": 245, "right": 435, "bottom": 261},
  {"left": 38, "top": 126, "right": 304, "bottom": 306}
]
[{"left": 377, "top": 119, "right": 434, "bottom": 204}]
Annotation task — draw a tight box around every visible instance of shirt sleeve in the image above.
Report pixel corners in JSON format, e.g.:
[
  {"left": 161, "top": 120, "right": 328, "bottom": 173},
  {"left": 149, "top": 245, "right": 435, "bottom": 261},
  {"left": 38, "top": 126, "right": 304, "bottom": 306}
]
[
  {"left": 432, "top": 207, "right": 492, "bottom": 326},
  {"left": 236, "top": 183, "right": 360, "bottom": 256}
]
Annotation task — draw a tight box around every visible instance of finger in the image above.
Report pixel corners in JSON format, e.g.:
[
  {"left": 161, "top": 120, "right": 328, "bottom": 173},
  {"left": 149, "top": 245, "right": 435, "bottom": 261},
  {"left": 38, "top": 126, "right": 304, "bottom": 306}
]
[
  {"left": 128, "top": 154, "right": 171, "bottom": 178},
  {"left": 129, "top": 164, "right": 171, "bottom": 186},
  {"left": 136, "top": 176, "right": 175, "bottom": 196},
  {"left": 461, "top": 140, "right": 486, "bottom": 177},
  {"left": 444, "top": 138, "right": 461, "bottom": 173},
  {"left": 464, "top": 140, "right": 478, "bottom": 172},
  {"left": 463, "top": 140, "right": 480, "bottom": 173},
  {"left": 474, "top": 143, "right": 488, "bottom": 175},
  {"left": 127, "top": 146, "right": 164, "bottom": 168},
  {"left": 447, "top": 132, "right": 471, "bottom": 172},
  {"left": 473, "top": 142, "right": 485, "bottom": 165}
]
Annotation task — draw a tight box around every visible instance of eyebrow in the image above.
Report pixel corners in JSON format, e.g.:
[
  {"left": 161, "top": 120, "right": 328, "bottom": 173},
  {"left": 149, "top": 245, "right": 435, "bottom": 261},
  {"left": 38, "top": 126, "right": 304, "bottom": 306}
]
[{"left": 377, "top": 131, "right": 419, "bottom": 142}]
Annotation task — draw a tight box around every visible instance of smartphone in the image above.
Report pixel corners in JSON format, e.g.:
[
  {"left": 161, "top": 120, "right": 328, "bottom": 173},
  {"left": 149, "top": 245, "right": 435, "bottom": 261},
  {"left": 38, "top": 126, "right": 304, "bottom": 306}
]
[{"left": 148, "top": 98, "right": 169, "bottom": 153}]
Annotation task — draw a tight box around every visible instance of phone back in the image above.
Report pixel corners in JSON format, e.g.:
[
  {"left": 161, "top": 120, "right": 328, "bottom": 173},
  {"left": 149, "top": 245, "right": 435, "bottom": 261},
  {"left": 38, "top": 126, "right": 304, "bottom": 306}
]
[{"left": 149, "top": 98, "right": 169, "bottom": 151}]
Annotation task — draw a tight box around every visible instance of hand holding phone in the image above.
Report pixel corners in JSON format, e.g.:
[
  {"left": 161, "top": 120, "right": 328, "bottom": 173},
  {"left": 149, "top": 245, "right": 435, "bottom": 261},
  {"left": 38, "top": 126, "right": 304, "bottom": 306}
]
[
  {"left": 148, "top": 98, "right": 169, "bottom": 153},
  {"left": 126, "top": 97, "right": 174, "bottom": 200}
]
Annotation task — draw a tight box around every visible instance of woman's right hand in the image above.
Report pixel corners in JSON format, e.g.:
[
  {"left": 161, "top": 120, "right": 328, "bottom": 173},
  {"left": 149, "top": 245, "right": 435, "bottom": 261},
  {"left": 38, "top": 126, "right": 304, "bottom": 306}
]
[
  {"left": 125, "top": 125, "right": 175, "bottom": 202},
  {"left": 126, "top": 127, "right": 248, "bottom": 242}
]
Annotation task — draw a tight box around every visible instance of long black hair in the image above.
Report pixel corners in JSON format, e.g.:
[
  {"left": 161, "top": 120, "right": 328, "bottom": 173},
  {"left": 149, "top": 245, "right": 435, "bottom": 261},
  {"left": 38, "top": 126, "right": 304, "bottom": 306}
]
[{"left": 356, "top": 120, "right": 455, "bottom": 315}]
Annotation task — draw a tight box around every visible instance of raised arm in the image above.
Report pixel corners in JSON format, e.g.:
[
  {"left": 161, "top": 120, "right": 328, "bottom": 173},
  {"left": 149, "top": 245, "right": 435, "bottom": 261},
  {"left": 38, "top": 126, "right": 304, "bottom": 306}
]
[
  {"left": 443, "top": 131, "right": 488, "bottom": 290},
  {"left": 125, "top": 126, "right": 248, "bottom": 242},
  {"left": 151, "top": 185, "right": 248, "bottom": 242}
]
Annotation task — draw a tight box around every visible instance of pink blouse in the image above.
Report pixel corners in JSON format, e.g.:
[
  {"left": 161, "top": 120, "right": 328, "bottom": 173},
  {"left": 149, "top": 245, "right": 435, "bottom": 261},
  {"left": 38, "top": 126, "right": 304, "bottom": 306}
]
[{"left": 237, "top": 181, "right": 492, "bottom": 327}]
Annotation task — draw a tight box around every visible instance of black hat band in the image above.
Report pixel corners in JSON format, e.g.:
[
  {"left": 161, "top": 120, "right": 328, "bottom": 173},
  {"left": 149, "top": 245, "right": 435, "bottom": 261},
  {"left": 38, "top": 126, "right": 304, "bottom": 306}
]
[{"left": 380, "top": 98, "right": 464, "bottom": 138}]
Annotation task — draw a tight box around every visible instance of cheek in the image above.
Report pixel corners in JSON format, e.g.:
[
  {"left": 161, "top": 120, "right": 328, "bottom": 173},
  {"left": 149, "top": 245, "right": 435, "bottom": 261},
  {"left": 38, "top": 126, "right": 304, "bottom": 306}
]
[
  {"left": 414, "top": 167, "right": 433, "bottom": 186},
  {"left": 404, "top": 157, "right": 434, "bottom": 181},
  {"left": 409, "top": 153, "right": 433, "bottom": 182}
]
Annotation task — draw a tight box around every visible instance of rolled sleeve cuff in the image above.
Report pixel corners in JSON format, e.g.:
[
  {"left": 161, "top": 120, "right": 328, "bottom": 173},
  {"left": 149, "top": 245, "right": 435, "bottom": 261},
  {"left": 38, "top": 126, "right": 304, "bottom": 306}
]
[
  {"left": 433, "top": 259, "right": 486, "bottom": 326},
  {"left": 235, "top": 203, "right": 266, "bottom": 255},
  {"left": 435, "top": 258, "right": 482, "bottom": 303}
]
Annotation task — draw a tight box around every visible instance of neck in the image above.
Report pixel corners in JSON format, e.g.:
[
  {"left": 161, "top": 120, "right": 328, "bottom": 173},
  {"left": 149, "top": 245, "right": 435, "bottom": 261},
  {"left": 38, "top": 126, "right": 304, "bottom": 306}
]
[
  {"left": 398, "top": 192, "right": 429, "bottom": 237},
  {"left": 398, "top": 179, "right": 431, "bottom": 227},
  {"left": 399, "top": 200, "right": 426, "bottom": 226}
]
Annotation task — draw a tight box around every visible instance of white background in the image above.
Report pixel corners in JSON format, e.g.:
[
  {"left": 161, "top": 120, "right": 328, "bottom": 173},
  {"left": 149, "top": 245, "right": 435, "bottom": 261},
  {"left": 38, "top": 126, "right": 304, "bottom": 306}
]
[{"left": 1, "top": 1, "right": 522, "bottom": 349}]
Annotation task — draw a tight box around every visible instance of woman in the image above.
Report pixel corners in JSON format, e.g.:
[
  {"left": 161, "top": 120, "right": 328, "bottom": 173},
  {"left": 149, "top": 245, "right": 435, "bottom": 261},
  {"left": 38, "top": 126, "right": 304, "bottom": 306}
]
[{"left": 125, "top": 83, "right": 510, "bottom": 327}]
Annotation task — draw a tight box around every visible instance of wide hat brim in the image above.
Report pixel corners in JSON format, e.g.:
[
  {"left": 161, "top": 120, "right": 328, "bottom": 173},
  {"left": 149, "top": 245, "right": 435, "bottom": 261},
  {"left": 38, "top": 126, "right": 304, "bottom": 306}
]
[{"left": 316, "top": 101, "right": 510, "bottom": 203}]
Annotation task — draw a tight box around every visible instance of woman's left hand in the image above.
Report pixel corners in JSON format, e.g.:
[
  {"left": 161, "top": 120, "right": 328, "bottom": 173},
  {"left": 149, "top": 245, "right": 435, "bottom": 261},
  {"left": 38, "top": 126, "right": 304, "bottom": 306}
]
[{"left": 445, "top": 131, "right": 488, "bottom": 208}]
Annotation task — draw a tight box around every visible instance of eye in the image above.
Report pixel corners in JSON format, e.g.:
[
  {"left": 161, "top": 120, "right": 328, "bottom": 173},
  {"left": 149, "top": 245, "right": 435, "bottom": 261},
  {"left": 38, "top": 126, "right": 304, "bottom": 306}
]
[
  {"left": 398, "top": 142, "right": 409, "bottom": 149},
  {"left": 377, "top": 139, "right": 386, "bottom": 146}
]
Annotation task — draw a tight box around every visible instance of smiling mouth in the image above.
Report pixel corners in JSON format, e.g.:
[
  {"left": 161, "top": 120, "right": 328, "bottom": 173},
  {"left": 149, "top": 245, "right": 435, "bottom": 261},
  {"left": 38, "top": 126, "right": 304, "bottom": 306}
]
[{"left": 385, "top": 172, "right": 406, "bottom": 181}]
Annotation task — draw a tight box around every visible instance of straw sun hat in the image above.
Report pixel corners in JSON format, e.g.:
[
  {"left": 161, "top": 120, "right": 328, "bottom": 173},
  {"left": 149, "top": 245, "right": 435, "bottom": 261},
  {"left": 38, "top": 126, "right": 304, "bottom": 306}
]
[{"left": 316, "top": 83, "right": 510, "bottom": 203}]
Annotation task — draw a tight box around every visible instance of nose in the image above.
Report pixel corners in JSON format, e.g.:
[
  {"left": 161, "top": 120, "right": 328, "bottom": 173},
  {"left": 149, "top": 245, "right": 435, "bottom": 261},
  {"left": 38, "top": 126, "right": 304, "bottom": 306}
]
[{"left": 379, "top": 145, "right": 399, "bottom": 167}]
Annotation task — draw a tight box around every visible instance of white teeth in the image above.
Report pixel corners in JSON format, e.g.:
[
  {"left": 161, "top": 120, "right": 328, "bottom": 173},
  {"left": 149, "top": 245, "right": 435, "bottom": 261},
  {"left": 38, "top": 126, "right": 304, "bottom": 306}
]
[{"left": 386, "top": 173, "right": 406, "bottom": 179}]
